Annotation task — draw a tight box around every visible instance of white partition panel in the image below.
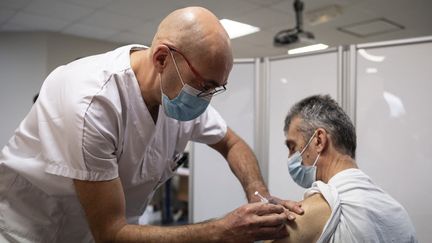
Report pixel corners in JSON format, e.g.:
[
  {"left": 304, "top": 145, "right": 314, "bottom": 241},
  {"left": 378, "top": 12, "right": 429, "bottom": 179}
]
[
  {"left": 356, "top": 40, "right": 432, "bottom": 243},
  {"left": 191, "top": 60, "right": 256, "bottom": 222},
  {"left": 267, "top": 52, "right": 339, "bottom": 200}
]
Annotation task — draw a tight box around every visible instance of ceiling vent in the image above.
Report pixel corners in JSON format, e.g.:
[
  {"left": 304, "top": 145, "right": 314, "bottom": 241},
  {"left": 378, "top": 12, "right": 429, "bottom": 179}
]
[{"left": 338, "top": 18, "right": 404, "bottom": 38}]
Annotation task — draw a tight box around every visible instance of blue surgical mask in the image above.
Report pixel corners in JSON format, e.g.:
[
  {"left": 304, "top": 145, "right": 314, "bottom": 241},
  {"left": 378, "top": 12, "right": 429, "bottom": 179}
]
[
  {"left": 287, "top": 131, "right": 320, "bottom": 188},
  {"left": 160, "top": 50, "right": 211, "bottom": 121},
  {"left": 161, "top": 84, "right": 211, "bottom": 121}
]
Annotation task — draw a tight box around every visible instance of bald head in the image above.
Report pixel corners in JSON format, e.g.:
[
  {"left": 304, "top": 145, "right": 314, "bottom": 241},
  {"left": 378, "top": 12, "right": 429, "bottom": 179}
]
[{"left": 151, "top": 7, "right": 233, "bottom": 85}]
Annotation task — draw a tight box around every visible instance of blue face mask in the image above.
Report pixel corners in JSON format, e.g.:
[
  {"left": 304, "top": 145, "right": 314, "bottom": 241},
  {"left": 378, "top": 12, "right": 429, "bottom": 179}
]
[
  {"left": 160, "top": 50, "right": 211, "bottom": 121},
  {"left": 161, "top": 84, "right": 211, "bottom": 121},
  {"left": 287, "top": 131, "right": 320, "bottom": 188}
]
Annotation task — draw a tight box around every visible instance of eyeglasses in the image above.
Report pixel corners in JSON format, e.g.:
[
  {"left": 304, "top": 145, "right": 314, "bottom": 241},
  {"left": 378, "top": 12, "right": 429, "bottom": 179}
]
[{"left": 164, "top": 44, "right": 227, "bottom": 98}]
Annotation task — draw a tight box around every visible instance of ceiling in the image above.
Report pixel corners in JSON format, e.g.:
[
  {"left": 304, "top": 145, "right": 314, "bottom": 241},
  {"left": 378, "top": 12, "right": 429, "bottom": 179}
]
[{"left": 1, "top": 0, "right": 432, "bottom": 58}]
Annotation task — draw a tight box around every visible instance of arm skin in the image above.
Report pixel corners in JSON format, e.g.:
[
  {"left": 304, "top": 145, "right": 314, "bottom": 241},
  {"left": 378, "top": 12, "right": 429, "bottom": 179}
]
[
  {"left": 209, "top": 127, "right": 304, "bottom": 215},
  {"left": 73, "top": 178, "right": 290, "bottom": 243},
  {"left": 208, "top": 127, "right": 268, "bottom": 202},
  {"left": 267, "top": 193, "right": 332, "bottom": 243}
]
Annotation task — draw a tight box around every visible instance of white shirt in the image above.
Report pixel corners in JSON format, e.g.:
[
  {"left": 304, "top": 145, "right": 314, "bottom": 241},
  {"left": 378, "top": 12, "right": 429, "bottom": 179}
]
[
  {"left": 305, "top": 168, "right": 417, "bottom": 243},
  {"left": 0, "top": 45, "right": 227, "bottom": 242}
]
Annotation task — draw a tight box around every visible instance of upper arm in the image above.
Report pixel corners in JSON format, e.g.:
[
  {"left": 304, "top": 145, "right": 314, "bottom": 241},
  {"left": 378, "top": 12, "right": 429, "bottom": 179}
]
[
  {"left": 273, "top": 193, "right": 331, "bottom": 243},
  {"left": 73, "top": 178, "right": 127, "bottom": 242},
  {"left": 208, "top": 127, "right": 237, "bottom": 157}
]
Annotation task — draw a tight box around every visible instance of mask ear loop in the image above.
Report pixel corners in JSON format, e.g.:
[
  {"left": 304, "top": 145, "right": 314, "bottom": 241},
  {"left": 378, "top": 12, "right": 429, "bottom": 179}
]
[
  {"left": 168, "top": 50, "right": 211, "bottom": 102},
  {"left": 306, "top": 130, "right": 321, "bottom": 167},
  {"left": 312, "top": 153, "right": 321, "bottom": 167},
  {"left": 160, "top": 50, "right": 186, "bottom": 99},
  {"left": 168, "top": 50, "right": 186, "bottom": 86},
  {"left": 300, "top": 130, "right": 318, "bottom": 155},
  {"left": 301, "top": 130, "right": 321, "bottom": 168}
]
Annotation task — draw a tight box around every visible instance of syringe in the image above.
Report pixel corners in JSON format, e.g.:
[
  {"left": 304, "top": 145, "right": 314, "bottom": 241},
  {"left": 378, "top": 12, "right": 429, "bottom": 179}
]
[{"left": 254, "top": 191, "right": 269, "bottom": 203}]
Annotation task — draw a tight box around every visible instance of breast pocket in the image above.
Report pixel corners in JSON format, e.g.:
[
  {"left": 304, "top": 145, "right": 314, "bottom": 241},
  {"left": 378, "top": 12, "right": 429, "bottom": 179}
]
[
  {"left": 139, "top": 122, "right": 183, "bottom": 190},
  {"left": 139, "top": 147, "right": 161, "bottom": 184},
  {"left": 151, "top": 152, "right": 185, "bottom": 192}
]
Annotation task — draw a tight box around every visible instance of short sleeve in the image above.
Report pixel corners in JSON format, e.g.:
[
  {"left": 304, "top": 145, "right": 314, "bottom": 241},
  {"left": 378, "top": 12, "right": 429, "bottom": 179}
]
[
  {"left": 304, "top": 181, "right": 340, "bottom": 212},
  {"left": 44, "top": 70, "right": 121, "bottom": 181},
  {"left": 81, "top": 95, "right": 121, "bottom": 180},
  {"left": 190, "top": 105, "right": 227, "bottom": 145},
  {"left": 304, "top": 181, "right": 341, "bottom": 243}
]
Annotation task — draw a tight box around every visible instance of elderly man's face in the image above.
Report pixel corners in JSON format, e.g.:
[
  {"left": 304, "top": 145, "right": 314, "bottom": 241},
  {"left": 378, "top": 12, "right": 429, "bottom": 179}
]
[{"left": 284, "top": 117, "right": 316, "bottom": 167}]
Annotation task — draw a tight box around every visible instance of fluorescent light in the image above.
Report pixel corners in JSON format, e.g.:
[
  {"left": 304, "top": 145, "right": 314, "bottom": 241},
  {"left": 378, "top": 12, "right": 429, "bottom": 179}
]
[
  {"left": 288, "top": 44, "right": 329, "bottom": 54},
  {"left": 220, "top": 19, "right": 260, "bottom": 39}
]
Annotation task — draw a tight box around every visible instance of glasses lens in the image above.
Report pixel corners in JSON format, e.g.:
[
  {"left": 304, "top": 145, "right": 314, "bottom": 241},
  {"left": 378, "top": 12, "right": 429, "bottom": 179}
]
[{"left": 197, "top": 86, "right": 226, "bottom": 97}]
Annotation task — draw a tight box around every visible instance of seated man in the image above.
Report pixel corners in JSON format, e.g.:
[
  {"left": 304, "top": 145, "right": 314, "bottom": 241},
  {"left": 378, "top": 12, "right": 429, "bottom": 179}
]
[{"left": 273, "top": 94, "right": 417, "bottom": 243}]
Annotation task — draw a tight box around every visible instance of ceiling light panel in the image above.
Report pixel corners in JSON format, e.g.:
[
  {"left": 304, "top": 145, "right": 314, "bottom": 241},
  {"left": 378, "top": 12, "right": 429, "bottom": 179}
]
[
  {"left": 287, "top": 43, "right": 328, "bottom": 55},
  {"left": 220, "top": 19, "right": 260, "bottom": 39}
]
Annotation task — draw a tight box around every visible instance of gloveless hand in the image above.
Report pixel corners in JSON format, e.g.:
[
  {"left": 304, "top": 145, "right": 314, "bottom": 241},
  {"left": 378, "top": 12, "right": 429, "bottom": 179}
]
[
  {"left": 217, "top": 202, "right": 289, "bottom": 243},
  {"left": 268, "top": 196, "right": 304, "bottom": 220}
]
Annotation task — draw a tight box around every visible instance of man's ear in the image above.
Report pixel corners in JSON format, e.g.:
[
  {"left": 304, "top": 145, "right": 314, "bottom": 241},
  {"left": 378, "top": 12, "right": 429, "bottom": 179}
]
[
  {"left": 315, "top": 128, "right": 328, "bottom": 154},
  {"left": 152, "top": 45, "right": 170, "bottom": 72}
]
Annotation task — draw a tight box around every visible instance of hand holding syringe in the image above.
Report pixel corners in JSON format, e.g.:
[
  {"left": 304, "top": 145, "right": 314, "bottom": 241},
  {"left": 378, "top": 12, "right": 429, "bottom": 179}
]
[{"left": 255, "top": 191, "right": 303, "bottom": 221}]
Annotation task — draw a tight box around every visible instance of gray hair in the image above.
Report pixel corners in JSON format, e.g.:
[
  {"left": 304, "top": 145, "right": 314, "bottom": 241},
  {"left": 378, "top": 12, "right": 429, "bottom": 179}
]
[{"left": 284, "top": 94, "right": 356, "bottom": 158}]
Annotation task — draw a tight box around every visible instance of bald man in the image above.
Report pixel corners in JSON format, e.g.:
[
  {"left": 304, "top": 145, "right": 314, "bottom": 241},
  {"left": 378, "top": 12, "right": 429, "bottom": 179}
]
[{"left": 0, "top": 6, "right": 302, "bottom": 243}]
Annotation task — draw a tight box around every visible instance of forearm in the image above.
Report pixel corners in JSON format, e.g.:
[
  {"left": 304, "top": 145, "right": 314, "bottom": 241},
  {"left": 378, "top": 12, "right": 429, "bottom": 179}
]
[
  {"left": 225, "top": 138, "right": 268, "bottom": 201},
  {"left": 114, "top": 219, "right": 225, "bottom": 243},
  {"left": 114, "top": 202, "right": 290, "bottom": 243}
]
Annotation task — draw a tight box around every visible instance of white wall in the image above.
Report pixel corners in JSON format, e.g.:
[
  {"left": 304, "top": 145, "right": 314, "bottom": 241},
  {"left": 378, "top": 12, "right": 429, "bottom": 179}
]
[
  {"left": 0, "top": 32, "right": 119, "bottom": 146},
  {"left": 45, "top": 33, "right": 120, "bottom": 74},
  {"left": 0, "top": 32, "right": 47, "bottom": 146}
]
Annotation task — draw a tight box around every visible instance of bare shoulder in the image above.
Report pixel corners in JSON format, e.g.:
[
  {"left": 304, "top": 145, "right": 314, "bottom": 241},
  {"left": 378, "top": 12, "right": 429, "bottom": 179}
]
[{"left": 271, "top": 193, "right": 331, "bottom": 243}]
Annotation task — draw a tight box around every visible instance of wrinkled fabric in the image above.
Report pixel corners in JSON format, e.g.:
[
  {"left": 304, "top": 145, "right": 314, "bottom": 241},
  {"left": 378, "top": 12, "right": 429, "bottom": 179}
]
[{"left": 305, "top": 168, "right": 417, "bottom": 243}]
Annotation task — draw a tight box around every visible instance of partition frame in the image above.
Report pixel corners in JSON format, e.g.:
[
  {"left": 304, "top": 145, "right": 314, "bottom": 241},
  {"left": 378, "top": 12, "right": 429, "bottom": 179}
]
[{"left": 357, "top": 35, "right": 432, "bottom": 49}]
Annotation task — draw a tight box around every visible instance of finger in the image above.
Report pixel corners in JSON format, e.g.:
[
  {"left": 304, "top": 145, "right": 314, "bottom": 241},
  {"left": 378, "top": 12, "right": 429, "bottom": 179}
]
[
  {"left": 268, "top": 197, "right": 304, "bottom": 214},
  {"left": 253, "top": 203, "right": 285, "bottom": 216},
  {"left": 254, "top": 213, "right": 288, "bottom": 227},
  {"left": 268, "top": 197, "right": 282, "bottom": 205},
  {"left": 254, "top": 224, "right": 289, "bottom": 241},
  {"left": 281, "top": 200, "right": 304, "bottom": 214},
  {"left": 284, "top": 210, "right": 296, "bottom": 221}
]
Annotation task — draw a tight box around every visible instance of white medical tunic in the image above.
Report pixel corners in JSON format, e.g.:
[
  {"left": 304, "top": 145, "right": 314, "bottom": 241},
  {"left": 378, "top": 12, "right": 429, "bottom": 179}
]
[
  {"left": 0, "top": 45, "right": 227, "bottom": 242},
  {"left": 305, "top": 168, "right": 417, "bottom": 243}
]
